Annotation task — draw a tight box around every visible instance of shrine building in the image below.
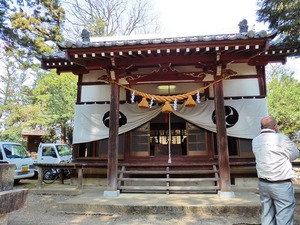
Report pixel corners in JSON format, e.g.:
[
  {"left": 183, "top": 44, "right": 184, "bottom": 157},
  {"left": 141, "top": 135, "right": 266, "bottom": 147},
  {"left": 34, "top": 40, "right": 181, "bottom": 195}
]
[{"left": 41, "top": 21, "right": 298, "bottom": 197}]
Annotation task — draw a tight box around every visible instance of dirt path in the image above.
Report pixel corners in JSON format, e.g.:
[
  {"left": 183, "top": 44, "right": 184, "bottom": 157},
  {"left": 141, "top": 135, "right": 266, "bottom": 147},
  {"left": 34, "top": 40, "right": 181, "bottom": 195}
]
[
  {"left": 8, "top": 193, "right": 261, "bottom": 225},
  {"left": 8, "top": 179, "right": 300, "bottom": 225}
]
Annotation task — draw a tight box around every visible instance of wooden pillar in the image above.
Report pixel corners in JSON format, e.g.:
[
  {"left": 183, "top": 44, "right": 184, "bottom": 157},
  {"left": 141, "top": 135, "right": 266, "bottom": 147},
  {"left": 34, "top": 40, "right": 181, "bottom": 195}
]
[
  {"left": 213, "top": 75, "right": 234, "bottom": 197},
  {"left": 71, "top": 144, "right": 78, "bottom": 162},
  {"left": 104, "top": 68, "right": 120, "bottom": 197},
  {"left": 77, "top": 168, "right": 83, "bottom": 189},
  {"left": 37, "top": 167, "right": 43, "bottom": 189}
]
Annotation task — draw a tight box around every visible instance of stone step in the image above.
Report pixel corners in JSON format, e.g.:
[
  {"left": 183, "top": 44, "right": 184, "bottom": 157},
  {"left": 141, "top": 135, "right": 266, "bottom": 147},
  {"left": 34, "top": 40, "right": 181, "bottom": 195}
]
[
  {"left": 52, "top": 187, "right": 261, "bottom": 217},
  {"left": 57, "top": 201, "right": 260, "bottom": 217}
]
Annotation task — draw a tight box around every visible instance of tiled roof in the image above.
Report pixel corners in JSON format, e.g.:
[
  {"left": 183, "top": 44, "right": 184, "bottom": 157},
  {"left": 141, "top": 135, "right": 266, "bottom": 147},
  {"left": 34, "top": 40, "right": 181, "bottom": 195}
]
[
  {"left": 41, "top": 30, "right": 300, "bottom": 63},
  {"left": 57, "top": 30, "right": 270, "bottom": 49},
  {"left": 43, "top": 51, "right": 65, "bottom": 59},
  {"left": 42, "top": 30, "right": 273, "bottom": 60}
]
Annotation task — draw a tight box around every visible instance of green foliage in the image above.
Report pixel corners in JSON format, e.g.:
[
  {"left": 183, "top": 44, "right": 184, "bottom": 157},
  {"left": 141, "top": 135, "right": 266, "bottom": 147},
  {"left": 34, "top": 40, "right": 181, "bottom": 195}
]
[
  {"left": 0, "top": 0, "right": 158, "bottom": 145},
  {"left": 1, "top": 0, "right": 65, "bottom": 58},
  {"left": 86, "top": 17, "right": 106, "bottom": 36},
  {"left": 0, "top": 62, "right": 77, "bottom": 143},
  {"left": 0, "top": 46, "right": 40, "bottom": 142},
  {"left": 33, "top": 71, "right": 77, "bottom": 143},
  {"left": 257, "top": 0, "right": 300, "bottom": 44},
  {"left": 0, "top": 0, "right": 16, "bottom": 44},
  {"left": 266, "top": 64, "right": 300, "bottom": 142},
  {"left": 0, "top": 104, "right": 43, "bottom": 142},
  {"left": 0, "top": 48, "right": 37, "bottom": 105}
]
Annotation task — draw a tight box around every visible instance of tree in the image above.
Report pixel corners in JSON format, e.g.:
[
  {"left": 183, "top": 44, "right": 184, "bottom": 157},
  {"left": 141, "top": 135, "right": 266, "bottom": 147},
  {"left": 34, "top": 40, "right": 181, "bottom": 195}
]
[
  {"left": 1, "top": 0, "right": 65, "bottom": 58},
  {"left": 0, "top": 0, "right": 13, "bottom": 44},
  {"left": 0, "top": 63, "right": 77, "bottom": 143},
  {"left": 266, "top": 64, "right": 300, "bottom": 144},
  {"left": 33, "top": 71, "right": 77, "bottom": 144},
  {"left": 0, "top": 104, "right": 43, "bottom": 142},
  {"left": 0, "top": 0, "right": 158, "bottom": 144},
  {"left": 257, "top": 0, "right": 300, "bottom": 44},
  {"left": 0, "top": 47, "right": 43, "bottom": 142},
  {"left": 0, "top": 0, "right": 69, "bottom": 143},
  {"left": 0, "top": 47, "right": 40, "bottom": 106},
  {"left": 63, "top": 0, "right": 160, "bottom": 39}
]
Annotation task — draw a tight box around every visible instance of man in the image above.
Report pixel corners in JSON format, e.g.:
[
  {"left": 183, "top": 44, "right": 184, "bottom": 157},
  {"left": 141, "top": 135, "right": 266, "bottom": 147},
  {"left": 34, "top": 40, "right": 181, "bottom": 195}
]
[{"left": 252, "top": 116, "right": 299, "bottom": 225}]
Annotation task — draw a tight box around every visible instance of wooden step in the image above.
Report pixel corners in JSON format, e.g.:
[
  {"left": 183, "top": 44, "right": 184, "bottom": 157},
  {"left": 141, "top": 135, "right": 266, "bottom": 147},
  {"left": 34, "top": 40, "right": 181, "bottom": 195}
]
[
  {"left": 118, "top": 185, "right": 219, "bottom": 191},
  {"left": 118, "top": 177, "right": 219, "bottom": 182},
  {"left": 118, "top": 169, "right": 218, "bottom": 175},
  {"left": 117, "top": 165, "right": 220, "bottom": 194}
]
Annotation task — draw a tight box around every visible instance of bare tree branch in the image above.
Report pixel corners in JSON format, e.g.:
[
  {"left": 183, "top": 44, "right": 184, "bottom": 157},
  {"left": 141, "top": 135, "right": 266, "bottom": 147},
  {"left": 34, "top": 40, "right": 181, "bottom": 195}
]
[{"left": 62, "top": 0, "right": 160, "bottom": 38}]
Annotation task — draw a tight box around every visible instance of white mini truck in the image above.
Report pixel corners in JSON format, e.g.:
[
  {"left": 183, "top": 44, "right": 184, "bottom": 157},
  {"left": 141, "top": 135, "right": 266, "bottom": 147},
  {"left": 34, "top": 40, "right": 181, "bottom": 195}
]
[
  {"left": 33, "top": 143, "right": 72, "bottom": 181},
  {"left": 0, "top": 142, "right": 35, "bottom": 183},
  {"left": 34, "top": 143, "right": 72, "bottom": 164}
]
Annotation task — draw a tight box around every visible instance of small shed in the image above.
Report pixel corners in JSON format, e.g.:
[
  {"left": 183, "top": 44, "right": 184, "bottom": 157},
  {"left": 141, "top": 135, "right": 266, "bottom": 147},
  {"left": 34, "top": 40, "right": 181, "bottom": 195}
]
[{"left": 22, "top": 129, "right": 49, "bottom": 154}]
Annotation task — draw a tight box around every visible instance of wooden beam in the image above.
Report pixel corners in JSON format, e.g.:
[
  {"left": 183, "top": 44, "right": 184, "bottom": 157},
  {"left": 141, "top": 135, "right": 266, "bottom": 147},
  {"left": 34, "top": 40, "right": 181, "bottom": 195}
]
[
  {"left": 71, "top": 53, "right": 262, "bottom": 69},
  {"left": 55, "top": 49, "right": 266, "bottom": 72},
  {"left": 256, "top": 66, "right": 267, "bottom": 96},
  {"left": 248, "top": 55, "right": 286, "bottom": 66}
]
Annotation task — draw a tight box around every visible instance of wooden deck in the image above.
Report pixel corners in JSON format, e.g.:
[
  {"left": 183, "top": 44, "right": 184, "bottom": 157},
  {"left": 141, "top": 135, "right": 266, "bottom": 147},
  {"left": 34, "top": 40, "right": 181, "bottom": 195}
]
[{"left": 33, "top": 160, "right": 285, "bottom": 192}]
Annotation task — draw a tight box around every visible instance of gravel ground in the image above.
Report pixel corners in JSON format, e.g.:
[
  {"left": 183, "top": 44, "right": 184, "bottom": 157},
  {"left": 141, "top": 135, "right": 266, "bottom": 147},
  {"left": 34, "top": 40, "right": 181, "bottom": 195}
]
[
  {"left": 6, "top": 179, "right": 300, "bottom": 225},
  {"left": 8, "top": 193, "right": 261, "bottom": 225}
]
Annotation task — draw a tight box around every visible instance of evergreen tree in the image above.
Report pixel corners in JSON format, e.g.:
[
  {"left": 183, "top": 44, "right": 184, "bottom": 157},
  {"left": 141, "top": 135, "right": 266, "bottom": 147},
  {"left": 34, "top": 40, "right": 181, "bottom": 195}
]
[
  {"left": 0, "top": 0, "right": 65, "bottom": 58},
  {"left": 257, "top": 0, "right": 300, "bottom": 45}
]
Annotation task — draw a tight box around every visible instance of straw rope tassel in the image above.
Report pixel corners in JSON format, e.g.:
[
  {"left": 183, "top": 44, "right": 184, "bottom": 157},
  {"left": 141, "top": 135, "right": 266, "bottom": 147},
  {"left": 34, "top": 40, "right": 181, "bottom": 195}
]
[
  {"left": 111, "top": 75, "right": 236, "bottom": 107},
  {"left": 161, "top": 101, "right": 173, "bottom": 113},
  {"left": 185, "top": 95, "right": 196, "bottom": 107},
  {"left": 138, "top": 97, "right": 149, "bottom": 109}
]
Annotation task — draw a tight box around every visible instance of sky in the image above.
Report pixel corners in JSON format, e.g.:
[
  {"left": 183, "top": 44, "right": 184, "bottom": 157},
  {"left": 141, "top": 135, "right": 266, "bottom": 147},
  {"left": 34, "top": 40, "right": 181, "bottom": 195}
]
[
  {"left": 152, "top": 0, "right": 300, "bottom": 80},
  {"left": 1, "top": 0, "right": 299, "bottom": 80}
]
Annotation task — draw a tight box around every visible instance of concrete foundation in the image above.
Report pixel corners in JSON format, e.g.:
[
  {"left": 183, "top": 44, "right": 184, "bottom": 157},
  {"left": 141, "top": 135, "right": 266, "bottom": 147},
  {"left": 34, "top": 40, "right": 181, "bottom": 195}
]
[
  {"left": 0, "top": 164, "right": 14, "bottom": 191},
  {"left": 218, "top": 191, "right": 235, "bottom": 198},
  {"left": 0, "top": 164, "right": 28, "bottom": 225},
  {"left": 103, "top": 190, "right": 120, "bottom": 198},
  {"left": 54, "top": 186, "right": 260, "bottom": 217}
]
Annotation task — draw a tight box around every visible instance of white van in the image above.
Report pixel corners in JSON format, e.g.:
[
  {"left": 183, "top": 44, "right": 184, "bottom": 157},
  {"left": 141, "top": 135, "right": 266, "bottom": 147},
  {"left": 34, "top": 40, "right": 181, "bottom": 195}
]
[{"left": 0, "top": 142, "right": 35, "bottom": 183}]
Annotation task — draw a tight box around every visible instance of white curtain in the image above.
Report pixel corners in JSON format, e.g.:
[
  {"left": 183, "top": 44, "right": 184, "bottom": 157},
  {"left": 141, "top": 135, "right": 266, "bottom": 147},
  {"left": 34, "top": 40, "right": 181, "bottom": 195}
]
[
  {"left": 174, "top": 98, "right": 268, "bottom": 139},
  {"left": 73, "top": 98, "right": 268, "bottom": 144},
  {"left": 73, "top": 103, "right": 161, "bottom": 143}
]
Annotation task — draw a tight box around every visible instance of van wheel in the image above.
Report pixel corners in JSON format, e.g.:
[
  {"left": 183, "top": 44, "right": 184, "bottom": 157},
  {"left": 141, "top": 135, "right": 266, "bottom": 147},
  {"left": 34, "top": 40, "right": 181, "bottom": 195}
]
[{"left": 14, "top": 179, "right": 20, "bottom": 185}]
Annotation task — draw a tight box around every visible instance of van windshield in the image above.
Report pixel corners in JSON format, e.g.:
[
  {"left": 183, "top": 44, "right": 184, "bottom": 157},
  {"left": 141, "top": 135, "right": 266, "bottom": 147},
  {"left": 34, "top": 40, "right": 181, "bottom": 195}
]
[
  {"left": 2, "top": 144, "right": 30, "bottom": 159},
  {"left": 56, "top": 145, "right": 72, "bottom": 156}
]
